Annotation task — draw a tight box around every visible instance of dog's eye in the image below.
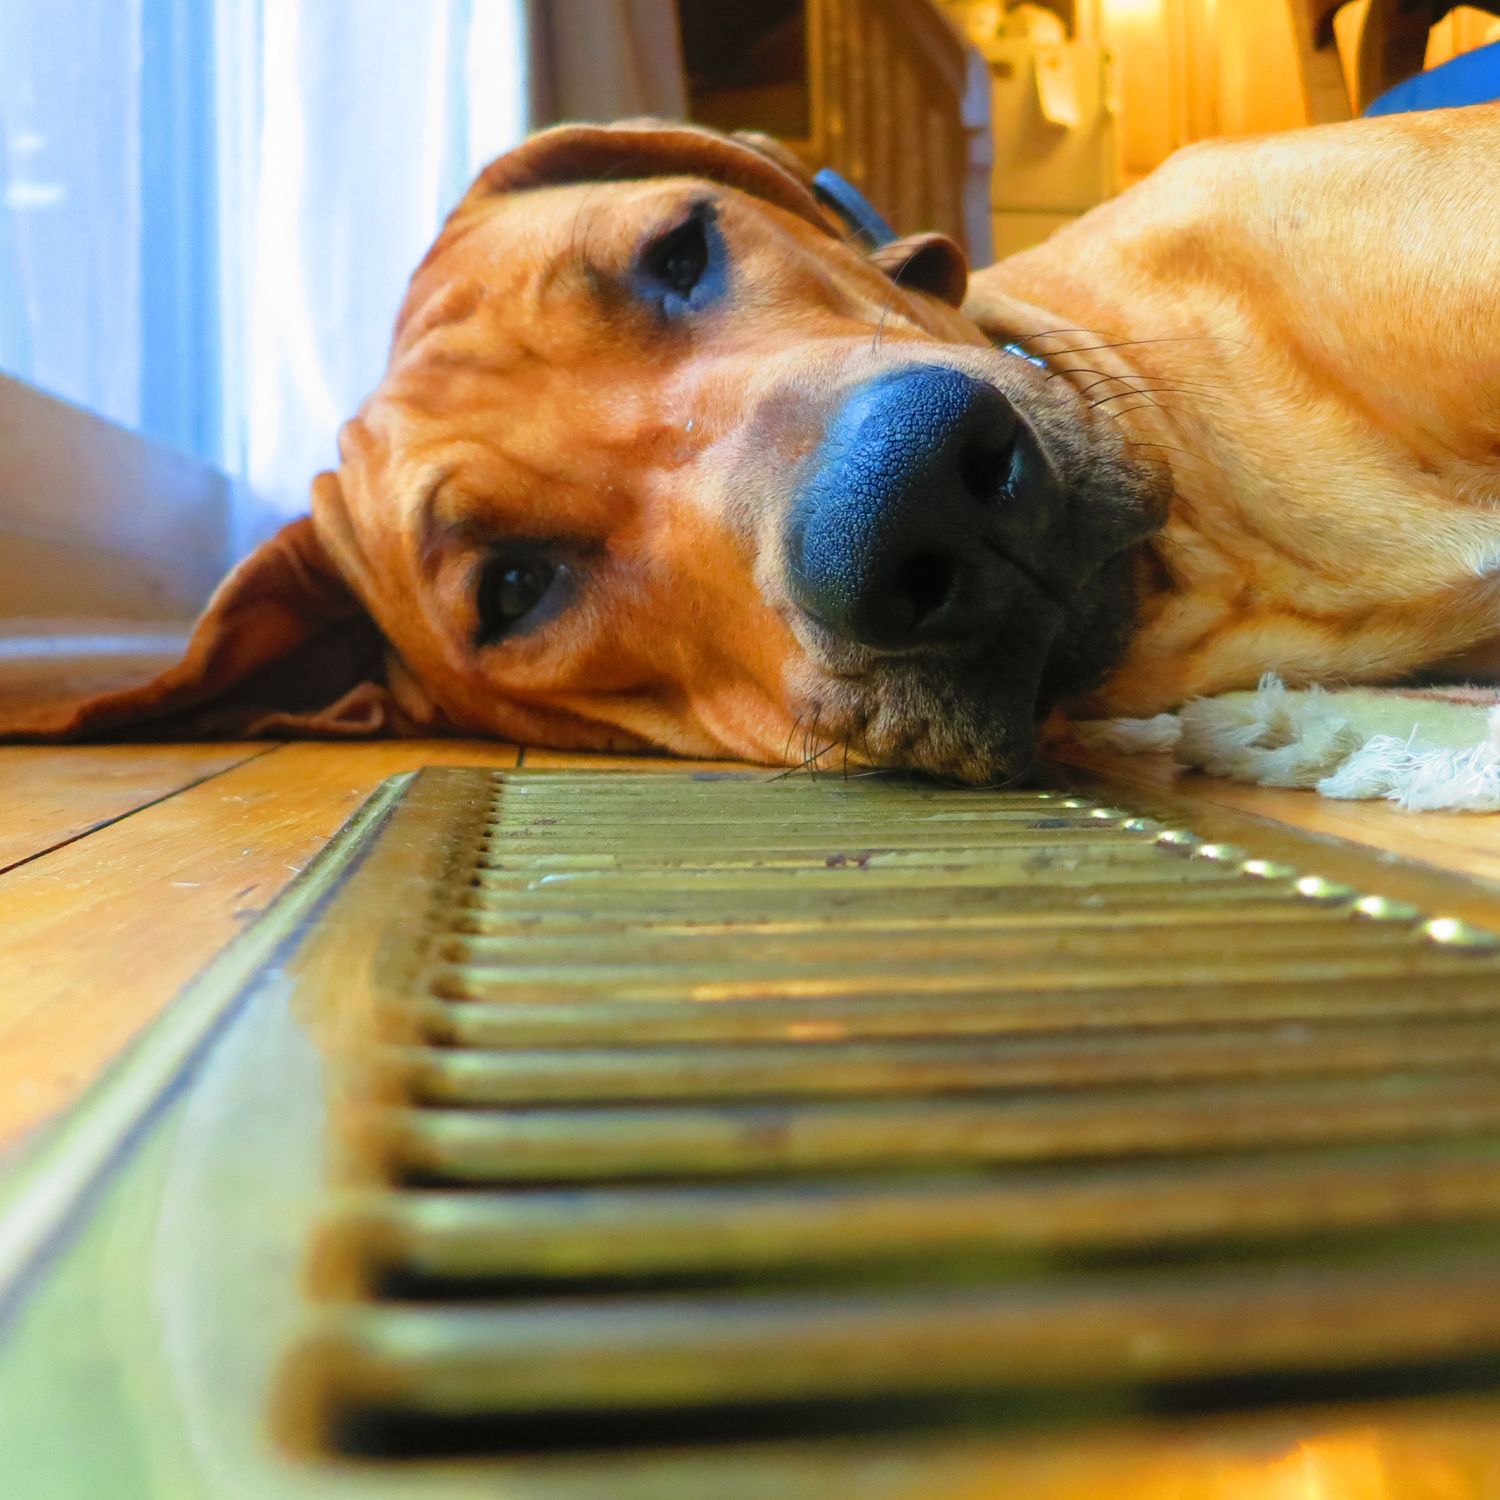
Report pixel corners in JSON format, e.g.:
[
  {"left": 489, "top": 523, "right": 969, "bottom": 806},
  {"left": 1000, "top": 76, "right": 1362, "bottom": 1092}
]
[
  {"left": 647, "top": 221, "right": 707, "bottom": 297},
  {"left": 637, "top": 203, "right": 718, "bottom": 314},
  {"left": 475, "top": 554, "right": 557, "bottom": 644}
]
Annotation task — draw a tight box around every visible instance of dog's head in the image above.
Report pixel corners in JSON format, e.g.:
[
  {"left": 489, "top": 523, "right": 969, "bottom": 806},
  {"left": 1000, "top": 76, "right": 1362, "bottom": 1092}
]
[{"left": 19, "top": 123, "right": 1168, "bottom": 778}]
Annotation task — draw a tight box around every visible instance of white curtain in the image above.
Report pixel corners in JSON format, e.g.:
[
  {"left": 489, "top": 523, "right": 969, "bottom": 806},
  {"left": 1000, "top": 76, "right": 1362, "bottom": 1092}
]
[
  {"left": 219, "top": 0, "right": 532, "bottom": 550},
  {"left": 0, "top": 0, "right": 683, "bottom": 558},
  {"left": 528, "top": 0, "right": 687, "bottom": 122}
]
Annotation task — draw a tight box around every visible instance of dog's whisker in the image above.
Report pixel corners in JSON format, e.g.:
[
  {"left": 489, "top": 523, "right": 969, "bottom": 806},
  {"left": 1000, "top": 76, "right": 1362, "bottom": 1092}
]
[
  {"left": 1090, "top": 385, "right": 1221, "bottom": 408},
  {"left": 1070, "top": 371, "right": 1228, "bottom": 399},
  {"left": 781, "top": 709, "right": 829, "bottom": 781},
  {"left": 767, "top": 712, "right": 809, "bottom": 780},
  {"left": 1073, "top": 371, "right": 1153, "bottom": 398},
  {"left": 1100, "top": 392, "right": 1194, "bottom": 418},
  {"left": 1036, "top": 333, "right": 1250, "bottom": 357},
  {"left": 798, "top": 703, "right": 846, "bottom": 782},
  {"left": 784, "top": 711, "right": 806, "bottom": 766},
  {"left": 1122, "top": 438, "right": 1216, "bottom": 475},
  {"left": 871, "top": 247, "right": 922, "bottom": 354},
  {"left": 1014, "top": 327, "right": 1248, "bottom": 361},
  {"left": 1105, "top": 398, "right": 1195, "bottom": 422},
  {"left": 1091, "top": 389, "right": 1160, "bottom": 413},
  {"left": 1009, "top": 327, "right": 1099, "bottom": 345},
  {"left": 1094, "top": 396, "right": 1166, "bottom": 426}
]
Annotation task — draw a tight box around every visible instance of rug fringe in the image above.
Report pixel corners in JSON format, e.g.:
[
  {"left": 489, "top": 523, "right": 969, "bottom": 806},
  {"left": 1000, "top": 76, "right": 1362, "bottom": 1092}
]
[
  {"left": 1319, "top": 711, "right": 1500, "bottom": 812},
  {"left": 1075, "top": 675, "right": 1500, "bottom": 814}
]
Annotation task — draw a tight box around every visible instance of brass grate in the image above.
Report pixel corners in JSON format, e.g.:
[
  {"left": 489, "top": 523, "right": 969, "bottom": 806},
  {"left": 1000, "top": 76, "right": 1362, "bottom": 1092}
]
[{"left": 268, "top": 768, "right": 1500, "bottom": 1464}]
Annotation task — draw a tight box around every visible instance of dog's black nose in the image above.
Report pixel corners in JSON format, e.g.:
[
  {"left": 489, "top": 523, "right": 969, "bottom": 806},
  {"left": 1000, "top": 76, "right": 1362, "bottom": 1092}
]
[{"left": 787, "top": 365, "right": 1045, "bottom": 651}]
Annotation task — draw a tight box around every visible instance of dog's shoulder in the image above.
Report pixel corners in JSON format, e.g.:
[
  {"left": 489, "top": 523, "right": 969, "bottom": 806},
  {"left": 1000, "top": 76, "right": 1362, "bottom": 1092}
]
[{"left": 1131, "top": 103, "right": 1500, "bottom": 225}]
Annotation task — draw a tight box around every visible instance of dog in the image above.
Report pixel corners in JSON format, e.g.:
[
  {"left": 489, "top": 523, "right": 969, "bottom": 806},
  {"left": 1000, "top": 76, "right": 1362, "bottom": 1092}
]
[{"left": 8, "top": 110, "right": 1500, "bottom": 782}]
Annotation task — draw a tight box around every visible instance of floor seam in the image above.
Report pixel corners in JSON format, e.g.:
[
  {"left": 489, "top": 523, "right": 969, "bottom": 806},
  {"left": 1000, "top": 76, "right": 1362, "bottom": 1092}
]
[{"left": 0, "top": 743, "right": 283, "bottom": 880}]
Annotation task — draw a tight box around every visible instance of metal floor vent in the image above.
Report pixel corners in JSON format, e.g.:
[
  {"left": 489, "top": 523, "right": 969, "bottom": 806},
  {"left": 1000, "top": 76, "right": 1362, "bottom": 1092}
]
[{"left": 6, "top": 766, "right": 1500, "bottom": 1498}]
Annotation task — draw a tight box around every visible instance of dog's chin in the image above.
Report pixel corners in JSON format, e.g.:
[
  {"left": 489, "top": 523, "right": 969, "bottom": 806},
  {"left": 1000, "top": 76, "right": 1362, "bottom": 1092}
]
[
  {"left": 1035, "top": 547, "right": 1144, "bottom": 710},
  {"left": 801, "top": 552, "right": 1142, "bottom": 786}
]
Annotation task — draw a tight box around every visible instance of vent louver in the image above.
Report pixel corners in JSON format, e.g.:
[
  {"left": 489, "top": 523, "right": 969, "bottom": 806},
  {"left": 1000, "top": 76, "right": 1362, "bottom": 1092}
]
[{"left": 265, "top": 768, "right": 1500, "bottom": 1470}]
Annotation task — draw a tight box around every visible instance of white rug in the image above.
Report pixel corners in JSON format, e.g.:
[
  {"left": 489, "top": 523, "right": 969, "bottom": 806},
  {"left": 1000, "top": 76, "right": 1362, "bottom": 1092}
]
[{"left": 1074, "top": 675, "right": 1500, "bottom": 814}]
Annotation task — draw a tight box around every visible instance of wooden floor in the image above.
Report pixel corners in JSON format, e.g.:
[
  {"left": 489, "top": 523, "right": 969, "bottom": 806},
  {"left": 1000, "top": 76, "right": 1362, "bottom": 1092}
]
[{"left": 2, "top": 738, "right": 1498, "bottom": 1165}]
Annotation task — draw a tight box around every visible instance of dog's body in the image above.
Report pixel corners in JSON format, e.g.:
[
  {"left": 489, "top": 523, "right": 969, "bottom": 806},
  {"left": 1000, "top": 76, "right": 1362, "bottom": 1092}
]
[
  {"left": 976, "top": 106, "right": 1500, "bottom": 719},
  {"left": 8, "top": 107, "right": 1500, "bottom": 780}
]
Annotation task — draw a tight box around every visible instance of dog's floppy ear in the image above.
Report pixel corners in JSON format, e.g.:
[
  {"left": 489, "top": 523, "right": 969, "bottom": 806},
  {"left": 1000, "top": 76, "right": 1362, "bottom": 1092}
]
[
  {"left": 457, "top": 119, "right": 838, "bottom": 236},
  {"left": 435, "top": 119, "right": 971, "bottom": 308},
  {"left": 0, "top": 510, "right": 416, "bottom": 742},
  {"left": 868, "top": 233, "right": 969, "bottom": 308}
]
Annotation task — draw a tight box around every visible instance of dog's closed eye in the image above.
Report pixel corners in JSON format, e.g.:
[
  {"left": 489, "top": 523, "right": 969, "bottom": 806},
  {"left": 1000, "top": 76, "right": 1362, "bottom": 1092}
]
[
  {"left": 635, "top": 200, "right": 720, "bottom": 316},
  {"left": 475, "top": 553, "right": 559, "bottom": 646}
]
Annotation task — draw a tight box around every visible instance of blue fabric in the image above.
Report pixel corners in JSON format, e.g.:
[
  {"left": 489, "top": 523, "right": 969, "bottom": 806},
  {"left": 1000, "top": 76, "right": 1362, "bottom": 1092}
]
[{"left": 1366, "top": 39, "right": 1500, "bottom": 115}]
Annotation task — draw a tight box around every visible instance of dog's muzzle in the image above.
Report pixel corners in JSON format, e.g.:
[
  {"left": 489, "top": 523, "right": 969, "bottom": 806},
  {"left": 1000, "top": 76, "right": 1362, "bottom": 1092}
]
[{"left": 785, "top": 365, "right": 1064, "bottom": 655}]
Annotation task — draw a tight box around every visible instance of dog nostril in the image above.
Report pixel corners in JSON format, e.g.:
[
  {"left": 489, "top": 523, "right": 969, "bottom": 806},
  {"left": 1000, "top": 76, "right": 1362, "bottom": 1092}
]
[
  {"left": 958, "top": 432, "right": 1011, "bottom": 501},
  {"left": 890, "top": 551, "right": 958, "bottom": 629}
]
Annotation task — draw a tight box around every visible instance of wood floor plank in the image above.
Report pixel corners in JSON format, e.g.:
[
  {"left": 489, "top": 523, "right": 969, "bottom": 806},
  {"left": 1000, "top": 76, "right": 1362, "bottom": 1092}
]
[
  {"left": 1057, "top": 745, "right": 1500, "bottom": 886},
  {"left": 0, "top": 739, "right": 517, "bottom": 1159},
  {"left": 0, "top": 744, "right": 262, "bottom": 873}
]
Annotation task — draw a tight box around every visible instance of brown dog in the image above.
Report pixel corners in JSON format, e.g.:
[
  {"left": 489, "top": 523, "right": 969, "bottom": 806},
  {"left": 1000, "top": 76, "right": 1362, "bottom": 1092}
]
[{"left": 9, "top": 110, "right": 1500, "bottom": 781}]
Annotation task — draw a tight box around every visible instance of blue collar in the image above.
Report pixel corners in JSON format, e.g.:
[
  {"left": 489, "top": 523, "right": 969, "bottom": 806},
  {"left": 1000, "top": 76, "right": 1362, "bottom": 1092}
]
[
  {"left": 811, "top": 168, "right": 1049, "bottom": 374},
  {"left": 1000, "top": 342, "right": 1049, "bottom": 370},
  {"left": 811, "top": 168, "right": 899, "bottom": 249}
]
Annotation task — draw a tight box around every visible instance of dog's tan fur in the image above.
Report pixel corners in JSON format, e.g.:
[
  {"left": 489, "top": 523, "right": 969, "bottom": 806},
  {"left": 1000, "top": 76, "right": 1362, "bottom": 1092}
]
[
  {"left": 7, "top": 110, "right": 1499, "bottom": 778},
  {"left": 977, "top": 106, "right": 1500, "bottom": 717}
]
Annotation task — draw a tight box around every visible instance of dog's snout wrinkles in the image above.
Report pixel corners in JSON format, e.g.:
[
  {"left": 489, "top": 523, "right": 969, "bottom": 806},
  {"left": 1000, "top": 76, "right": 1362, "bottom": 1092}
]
[{"left": 788, "top": 366, "right": 1041, "bottom": 652}]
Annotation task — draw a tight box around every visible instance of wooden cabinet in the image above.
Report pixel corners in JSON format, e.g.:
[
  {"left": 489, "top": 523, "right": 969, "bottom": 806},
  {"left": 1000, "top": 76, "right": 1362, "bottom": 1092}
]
[{"left": 681, "top": 0, "right": 993, "bottom": 259}]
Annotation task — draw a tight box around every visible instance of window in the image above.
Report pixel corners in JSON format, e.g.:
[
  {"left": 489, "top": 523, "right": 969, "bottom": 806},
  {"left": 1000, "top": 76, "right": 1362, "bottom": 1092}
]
[{"left": 0, "top": 0, "right": 528, "bottom": 546}]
